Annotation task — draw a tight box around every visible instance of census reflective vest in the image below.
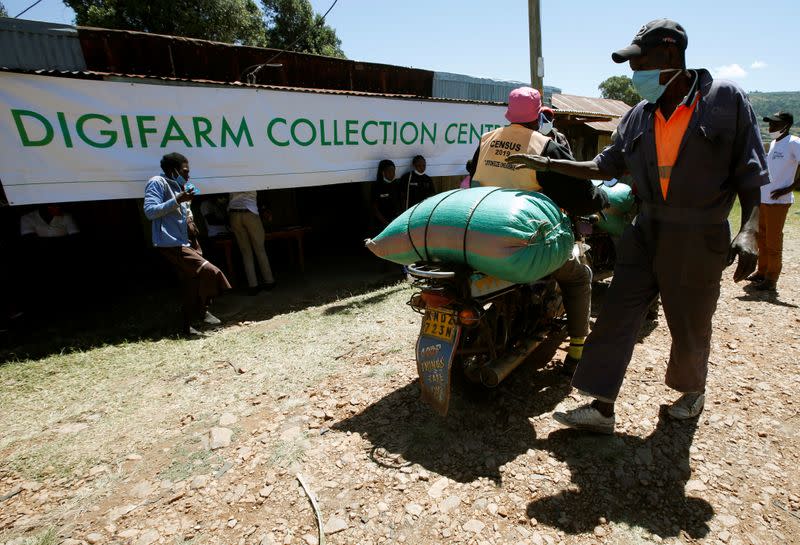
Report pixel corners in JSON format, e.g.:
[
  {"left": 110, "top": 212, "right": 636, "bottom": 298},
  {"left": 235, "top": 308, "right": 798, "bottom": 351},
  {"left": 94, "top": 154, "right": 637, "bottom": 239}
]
[{"left": 473, "top": 124, "right": 550, "bottom": 191}]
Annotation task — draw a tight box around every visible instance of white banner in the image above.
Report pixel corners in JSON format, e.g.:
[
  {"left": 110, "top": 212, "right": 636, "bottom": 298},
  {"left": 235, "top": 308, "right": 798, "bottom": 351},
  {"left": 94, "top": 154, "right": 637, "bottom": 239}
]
[{"left": 0, "top": 72, "right": 507, "bottom": 205}]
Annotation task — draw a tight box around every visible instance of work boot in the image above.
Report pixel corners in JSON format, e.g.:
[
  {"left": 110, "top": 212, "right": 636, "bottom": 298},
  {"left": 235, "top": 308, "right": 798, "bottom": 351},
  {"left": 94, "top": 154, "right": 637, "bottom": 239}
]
[
  {"left": 754, "top": 279, "right": 777, "bottom": 292},
  {"left": 553, "top": 403, "right": 615, "bottom": 434},
  {"left": 667, "top": 392, "right": 705, "bottom": 420},
  {"left": 746, "top": 273, "right": 765, "bottom": 283}
]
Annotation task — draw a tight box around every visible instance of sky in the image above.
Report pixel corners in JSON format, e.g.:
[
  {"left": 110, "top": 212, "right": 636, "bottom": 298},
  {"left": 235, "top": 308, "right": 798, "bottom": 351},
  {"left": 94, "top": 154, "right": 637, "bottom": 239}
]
[{"left": 4, "top": 0, "right": 799, "bottom": 97}]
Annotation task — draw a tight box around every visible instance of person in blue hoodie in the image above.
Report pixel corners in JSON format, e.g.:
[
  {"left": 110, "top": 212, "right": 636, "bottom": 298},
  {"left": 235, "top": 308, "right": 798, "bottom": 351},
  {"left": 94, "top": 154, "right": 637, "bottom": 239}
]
[{"left": 144, "top": 153, "right": 231, "bottom": 335}]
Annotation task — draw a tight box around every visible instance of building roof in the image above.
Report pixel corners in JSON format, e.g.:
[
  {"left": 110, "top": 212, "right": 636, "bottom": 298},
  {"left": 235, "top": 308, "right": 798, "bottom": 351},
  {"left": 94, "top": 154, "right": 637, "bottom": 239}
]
[
  {"left": 0, "top": 17, "right": 86, "bottom": 71},
  {"left": 0, "top": 67, "right": 509, "bottom": 106},
  {"left": 552, "top": 94, "right": 631, "bottom": 117},
  {"left": 584, "top": 119, "right": 622, "bottom": 132},
  {"left": 432, "top": 71, "right": 561, "bottom": 103}
]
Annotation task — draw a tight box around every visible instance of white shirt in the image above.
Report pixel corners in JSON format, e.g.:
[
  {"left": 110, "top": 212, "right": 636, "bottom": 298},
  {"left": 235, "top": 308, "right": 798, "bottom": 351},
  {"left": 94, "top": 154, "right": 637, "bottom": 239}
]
[
  {"left": 228, "top": 191, "right": 259, "bottom": 215},
  {"left": 762, "top": 135, "right": 800, "bottom": 205},
  {"left": 20, "top": 210, "right": 80, "bottom": 237},
  {"left": 200, "top": 200, "right": 230, "bottom": 237}
]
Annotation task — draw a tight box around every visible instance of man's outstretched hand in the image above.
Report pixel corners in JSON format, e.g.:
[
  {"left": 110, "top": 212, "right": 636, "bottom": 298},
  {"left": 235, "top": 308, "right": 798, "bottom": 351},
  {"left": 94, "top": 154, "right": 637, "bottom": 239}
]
[
  {"left": 506, "top": 154, "right": 550, "bottom": 170},
  {"left": 728, "top": 230, "right": 758, "bottom": 282}
]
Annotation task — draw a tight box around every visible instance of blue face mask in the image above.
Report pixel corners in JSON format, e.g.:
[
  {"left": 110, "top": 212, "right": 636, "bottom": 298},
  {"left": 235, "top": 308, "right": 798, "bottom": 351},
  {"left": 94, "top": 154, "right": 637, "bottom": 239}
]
[{"left": 631, "top": 69, "right": 682, "bottom": 104}]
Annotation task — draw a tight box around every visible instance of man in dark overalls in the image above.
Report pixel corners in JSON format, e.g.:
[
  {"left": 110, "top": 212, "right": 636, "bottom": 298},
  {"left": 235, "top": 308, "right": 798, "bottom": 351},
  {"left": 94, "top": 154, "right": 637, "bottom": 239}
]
[{"left": 508, "top": 19, "right": 768, "bottom": 434}]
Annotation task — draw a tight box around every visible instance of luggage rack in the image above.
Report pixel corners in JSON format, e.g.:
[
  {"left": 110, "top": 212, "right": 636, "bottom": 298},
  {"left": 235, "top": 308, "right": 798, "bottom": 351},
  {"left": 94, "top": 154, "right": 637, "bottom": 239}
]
[{"left": 406, "top": 262, "right": 458, "bottom": 279}]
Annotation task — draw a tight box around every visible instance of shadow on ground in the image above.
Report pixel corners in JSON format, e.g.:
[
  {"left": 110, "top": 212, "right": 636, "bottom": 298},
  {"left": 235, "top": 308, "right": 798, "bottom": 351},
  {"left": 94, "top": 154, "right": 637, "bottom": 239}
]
[
  {"left": 337, "top": 331, "right": 711, "bottom": 540},
  {"left": 526, "top": 408, "right": 712, "bottom": 539},
  {"left": 738, "top": 283, "right": 799, "bottom": 308},
  {"left": 0, "top": 253, "right": 401, "bottom": 363},
  {"left": 335, "top": 334, "right": 569, "bottom": 484}
]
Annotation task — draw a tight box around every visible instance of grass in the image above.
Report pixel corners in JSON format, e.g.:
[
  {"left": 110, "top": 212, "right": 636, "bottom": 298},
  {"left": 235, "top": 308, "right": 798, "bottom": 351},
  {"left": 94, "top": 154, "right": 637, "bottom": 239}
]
[
  {"left": 0, "top": 282, "right": 417, "bottom": 482},
  {"left": 269, "top": 434, "right": 309, "bottom": 467},
  {"left": 367, "top": 363, "right": 399, "bottom": 379},
  {"left": 728, "top": 190, "right": 800, "bottom": 230},
  {"left": 159, "top": 446, "right": 222, "bottom": 483},
  {"left": 15, "top": 529, "right": 59, "bottom": 545}
]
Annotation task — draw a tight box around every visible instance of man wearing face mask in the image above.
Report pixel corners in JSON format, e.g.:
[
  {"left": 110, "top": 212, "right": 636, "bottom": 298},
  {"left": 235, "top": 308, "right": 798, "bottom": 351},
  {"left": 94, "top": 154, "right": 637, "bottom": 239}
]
[
  {"left": 538, "top": 107, "right": 572, "bottom": 156},
  {"left": 749, "top": 112, "right": 800, "bottom": 291},
  {"left": 507, "top": 19, "right": 768, "bottom": 433},
  {"left": 144, "top": 152, "right": 231, "bottom": 335}
]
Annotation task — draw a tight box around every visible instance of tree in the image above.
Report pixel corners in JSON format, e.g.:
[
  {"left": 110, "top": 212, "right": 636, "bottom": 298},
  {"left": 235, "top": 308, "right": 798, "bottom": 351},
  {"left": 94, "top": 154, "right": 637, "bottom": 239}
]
[
  {"left": 598, "top": 75, "right": 641, "bottom": 106},
  {"left": 262, "top": 0, "right": 344, "bottom": 58},
  {"left": 65, "top": 0, "right": 268, "bottom": 46},
  {"left": 0, "top": 2, "right": 8, "bottom": 17}
]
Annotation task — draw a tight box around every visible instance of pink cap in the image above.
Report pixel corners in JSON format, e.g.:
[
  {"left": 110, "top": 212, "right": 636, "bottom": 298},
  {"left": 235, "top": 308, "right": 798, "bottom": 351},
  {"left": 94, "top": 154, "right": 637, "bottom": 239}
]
[{"left": 505, "top": 87, "right": 542, "bottom": 124}]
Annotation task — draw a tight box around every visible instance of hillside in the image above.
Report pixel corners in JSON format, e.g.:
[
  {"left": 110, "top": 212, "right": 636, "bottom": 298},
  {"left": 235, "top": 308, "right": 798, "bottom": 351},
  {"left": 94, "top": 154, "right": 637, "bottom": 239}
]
[{"left": 748, "top": 91, "right": 800, "bottom": 138}]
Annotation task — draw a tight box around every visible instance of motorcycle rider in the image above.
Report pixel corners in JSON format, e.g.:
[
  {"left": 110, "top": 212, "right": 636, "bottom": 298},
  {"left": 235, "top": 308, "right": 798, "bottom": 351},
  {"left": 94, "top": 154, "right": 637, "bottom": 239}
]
[
  {"left": 469, "top": 86, "right": 608, "bottom": 372},
  {"left": 538, "top": 106, "right": 573, "bottom": 156}
]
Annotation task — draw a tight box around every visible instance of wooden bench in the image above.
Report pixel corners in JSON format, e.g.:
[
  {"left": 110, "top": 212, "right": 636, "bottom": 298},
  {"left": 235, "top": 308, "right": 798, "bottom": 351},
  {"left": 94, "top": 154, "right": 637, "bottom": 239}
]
[{"left": 264, "top": 226, "right": 312, "bottom": 272}]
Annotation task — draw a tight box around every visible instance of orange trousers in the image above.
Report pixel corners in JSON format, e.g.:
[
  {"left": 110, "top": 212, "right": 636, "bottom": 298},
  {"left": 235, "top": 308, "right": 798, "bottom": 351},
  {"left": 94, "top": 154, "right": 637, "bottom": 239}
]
[{"left": 756, "top": 203, "right": 791, "bottom": 282}]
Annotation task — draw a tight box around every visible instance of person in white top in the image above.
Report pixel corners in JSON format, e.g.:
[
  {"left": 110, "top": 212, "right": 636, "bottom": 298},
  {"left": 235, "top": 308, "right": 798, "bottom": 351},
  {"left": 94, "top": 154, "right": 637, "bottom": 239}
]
[
  {"left": 18, "top": 204, "right": 81, "bottom": 316},
  {"left": 228, "top": 191, "right": 275, "bottom": 294},
  {"left": 750, "top": 112, "right": 800, "bottom": 291},
  {"left": 20, "top": 205, "right": 80, "bottom": 238}
]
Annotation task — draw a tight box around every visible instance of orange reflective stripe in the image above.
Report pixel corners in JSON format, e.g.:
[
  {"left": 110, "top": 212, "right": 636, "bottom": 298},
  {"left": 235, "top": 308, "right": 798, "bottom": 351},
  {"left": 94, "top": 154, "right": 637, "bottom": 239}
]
[{"left": 654, "top": 93, "right": 699, "bottom": 200}]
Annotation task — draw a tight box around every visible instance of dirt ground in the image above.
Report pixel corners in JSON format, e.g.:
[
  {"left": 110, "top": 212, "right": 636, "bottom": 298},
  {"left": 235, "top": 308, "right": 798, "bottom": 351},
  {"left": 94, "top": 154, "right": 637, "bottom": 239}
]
[{"left": 1, "top": 219, "right": 799, "bottom": 545}]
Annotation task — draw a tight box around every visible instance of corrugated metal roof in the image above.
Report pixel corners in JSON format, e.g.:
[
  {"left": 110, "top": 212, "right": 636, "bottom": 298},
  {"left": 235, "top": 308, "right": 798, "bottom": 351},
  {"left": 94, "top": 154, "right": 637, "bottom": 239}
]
[
  {"left": 0, "top": 17, "right": 86, "bottom": 71},
  {"left": 432, "top": 71, "right": 562, "bottom": 104},
  {"left": 552, "top": 94, "right": 631, "bottom": 117},
  {"left": 584, "top": 119, "right": 621, "bottom": 132},
  {"left": 0, "top": 67, "right": 508, "bottom": 106}
]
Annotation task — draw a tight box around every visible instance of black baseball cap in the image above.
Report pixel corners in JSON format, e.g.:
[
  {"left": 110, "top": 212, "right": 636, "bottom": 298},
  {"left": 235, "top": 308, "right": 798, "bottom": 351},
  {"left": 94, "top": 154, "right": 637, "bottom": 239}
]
[
  {"left": 612, "top": 19, "right": 689, "bottom": 63},
  {"left": 763, "top": 111, "right": 794, "bottom": 125}
]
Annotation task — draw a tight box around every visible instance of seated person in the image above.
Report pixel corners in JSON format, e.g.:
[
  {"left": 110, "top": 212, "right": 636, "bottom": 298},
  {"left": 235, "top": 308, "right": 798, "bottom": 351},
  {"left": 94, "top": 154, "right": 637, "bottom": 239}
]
[
  {"left": 371, "top": 160, "right": 401, "bottom": 231},
  {"left": 19, "top": 204, "right": 82, "bottom": 311},
  {"left": 200, "top": 194, "right": 231, "bottom": 237},
  {"left": 20, "top": 204, "right": 80, "bottom": 238},
  {"left": 538, "top": 106, "right": 573, "bottom": 156},
  {"left": 144, "top": 153, "right": 231, "bottom": 335},
  {"left": 469, "top": 87, "right": 608, "bottom": 374},
  {"left": 397, "top": 155, "right": 435, "bottom": 209}
]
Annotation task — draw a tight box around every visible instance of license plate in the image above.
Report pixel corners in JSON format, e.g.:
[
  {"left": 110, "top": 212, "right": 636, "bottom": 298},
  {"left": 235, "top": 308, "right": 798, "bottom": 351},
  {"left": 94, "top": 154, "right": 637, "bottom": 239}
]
[
  {"left": 421, "top": 308, "right": 457, "bottom": 341},
  {"left": 417, "top": 309, "right": 461, "bottom": 416}
]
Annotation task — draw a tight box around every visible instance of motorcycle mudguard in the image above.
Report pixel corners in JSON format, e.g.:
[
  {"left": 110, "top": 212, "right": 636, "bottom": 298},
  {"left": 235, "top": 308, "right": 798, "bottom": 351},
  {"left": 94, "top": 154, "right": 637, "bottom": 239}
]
[
  {"left": 469, "top": 272, "right": 515, "bottom": 298},
  {"left": 416, "top": 310, "right": 461, "bottom": 416}
]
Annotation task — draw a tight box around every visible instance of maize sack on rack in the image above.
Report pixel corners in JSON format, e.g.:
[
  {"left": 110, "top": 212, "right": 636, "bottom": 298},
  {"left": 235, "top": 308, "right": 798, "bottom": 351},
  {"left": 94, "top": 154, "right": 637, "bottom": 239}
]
[{"left": 366, "top": 187, "right": 575, "bottom": 284}]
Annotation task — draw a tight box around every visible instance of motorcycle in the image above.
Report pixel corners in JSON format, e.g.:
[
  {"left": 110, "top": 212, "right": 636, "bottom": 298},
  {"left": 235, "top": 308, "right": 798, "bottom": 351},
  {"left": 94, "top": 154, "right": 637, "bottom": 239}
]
[
  {"left": 406, "top": 263, "right": 565, "bottom": 416},
  {"left": 575, "top": 213, "right": 617, "bottom": 282},
  {"left": 402, "top": 184, "right": 638, "bottom": 416}
]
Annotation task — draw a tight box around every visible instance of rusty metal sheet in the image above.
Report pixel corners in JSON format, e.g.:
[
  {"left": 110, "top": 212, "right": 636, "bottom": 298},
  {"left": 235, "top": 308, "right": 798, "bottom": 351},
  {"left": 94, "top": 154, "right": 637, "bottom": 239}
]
[
  {"left": 584, "top": 119, "right": 622, "bottom": 132},
  {"left": 77, "top": 27, "right": 434, "bottom": 97},
  {"left": 552, "top": 94, "right": 631, "bottom": 117}
]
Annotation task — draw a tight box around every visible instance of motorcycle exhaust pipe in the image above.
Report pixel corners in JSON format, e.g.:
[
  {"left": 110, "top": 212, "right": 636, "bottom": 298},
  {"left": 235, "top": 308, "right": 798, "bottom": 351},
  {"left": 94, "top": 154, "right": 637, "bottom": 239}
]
[{"left": 480, "top": 337, "right": 544, "bottom": 387}]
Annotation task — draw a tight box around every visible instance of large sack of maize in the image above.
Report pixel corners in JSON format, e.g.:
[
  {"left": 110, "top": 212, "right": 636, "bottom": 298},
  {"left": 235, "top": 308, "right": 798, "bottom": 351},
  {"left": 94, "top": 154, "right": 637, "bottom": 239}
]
[
  {"left": 595, "top": 181, "right": 636, "bottom": 237},
  {"left": 365, "top": 187, "right": 574, "bottom": 284}
]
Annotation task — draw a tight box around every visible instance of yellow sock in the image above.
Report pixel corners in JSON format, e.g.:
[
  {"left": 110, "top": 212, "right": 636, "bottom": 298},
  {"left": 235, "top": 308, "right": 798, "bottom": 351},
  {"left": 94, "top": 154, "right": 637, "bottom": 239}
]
[{"left": 567, "top": 336, "right": 586, "bottom": 360}]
